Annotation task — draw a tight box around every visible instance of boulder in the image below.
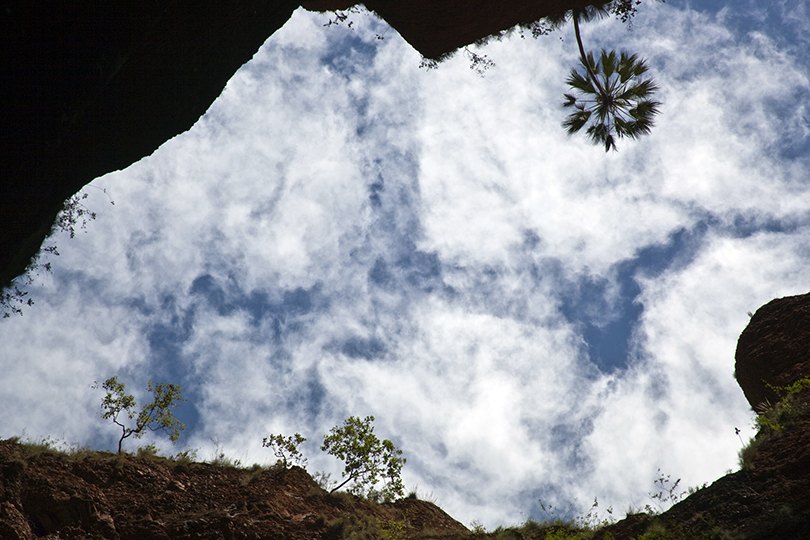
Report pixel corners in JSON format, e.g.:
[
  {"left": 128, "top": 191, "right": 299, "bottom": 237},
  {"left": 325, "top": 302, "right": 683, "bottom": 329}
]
[{"left": 735, "top": 292, "right": 810, "bottom": 410}]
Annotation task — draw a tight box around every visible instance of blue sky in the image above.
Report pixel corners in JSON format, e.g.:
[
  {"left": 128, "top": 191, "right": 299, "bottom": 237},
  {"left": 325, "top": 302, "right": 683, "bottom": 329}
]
[{"left": 2, "top": 0, "right": 810, "bottom": 528}]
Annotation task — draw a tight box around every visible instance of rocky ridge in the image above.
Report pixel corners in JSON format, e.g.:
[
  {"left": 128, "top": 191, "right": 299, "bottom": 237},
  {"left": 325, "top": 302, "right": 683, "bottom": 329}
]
[
  {"left": 4, "top": 292, "right": 810, "bottom": 539},
  {"left": 0, "top": 443, "right": 468, "bottom": 540}
]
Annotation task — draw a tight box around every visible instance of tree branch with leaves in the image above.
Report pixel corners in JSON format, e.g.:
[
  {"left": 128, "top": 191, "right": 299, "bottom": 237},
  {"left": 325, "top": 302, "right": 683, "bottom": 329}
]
[{"left": 321, "top": 415, "right": 406, "bottom": 500}]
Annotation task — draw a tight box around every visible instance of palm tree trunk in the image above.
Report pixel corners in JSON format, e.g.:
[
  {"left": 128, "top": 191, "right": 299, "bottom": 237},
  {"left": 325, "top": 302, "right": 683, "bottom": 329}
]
[{"left": 572, "top": 11, "right": 606, "bottom": 96}]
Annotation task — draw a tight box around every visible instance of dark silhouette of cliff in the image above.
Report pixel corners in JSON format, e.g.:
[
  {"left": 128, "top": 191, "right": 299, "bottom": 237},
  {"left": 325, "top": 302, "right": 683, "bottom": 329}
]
[{"left": 0, "top": 0, "right": 597, "bottom": 293}]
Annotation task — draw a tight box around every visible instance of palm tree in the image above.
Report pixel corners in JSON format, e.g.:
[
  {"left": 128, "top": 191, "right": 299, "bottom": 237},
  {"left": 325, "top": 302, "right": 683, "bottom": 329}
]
[{"left": 560, "top": 5, "right": 661, "bottom": 152}]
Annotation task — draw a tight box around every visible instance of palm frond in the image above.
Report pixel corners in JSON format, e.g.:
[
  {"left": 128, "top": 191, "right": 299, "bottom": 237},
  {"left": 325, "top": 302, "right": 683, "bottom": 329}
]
[
  {"left": 566, "top": 69, "right": 595, "bottom": 94},
  {"left": 631, "top": 100, "right": 661, "bottom": 120},
  {"left": 563, "top": 109, "right": 592, "bottom": 135},
  {"left": 601, "top": 49, "right": 617, "bottom": 79},
  {"left": 573, "top": 2, "right": 613, "bottom": 23},
  {"left": 563, "top": 94, "right": 579, "bottom": 107}
]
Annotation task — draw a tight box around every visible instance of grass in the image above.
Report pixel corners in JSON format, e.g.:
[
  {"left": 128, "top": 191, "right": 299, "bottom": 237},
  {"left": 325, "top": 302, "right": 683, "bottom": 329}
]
[
  {"left": 8, "top": 435, "right": 100, "bottom": 461},
  {"left": 239, "top": 463, "right": 266, "bottom": 486},
  {"left": 2, "top": 435, "right": 207, "bottom": 473}
]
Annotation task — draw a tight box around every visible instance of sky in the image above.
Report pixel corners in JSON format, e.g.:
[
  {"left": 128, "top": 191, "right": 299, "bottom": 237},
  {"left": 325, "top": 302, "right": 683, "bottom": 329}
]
[{"left": 2, "top": 0, "right": 810, "bottom": 529}]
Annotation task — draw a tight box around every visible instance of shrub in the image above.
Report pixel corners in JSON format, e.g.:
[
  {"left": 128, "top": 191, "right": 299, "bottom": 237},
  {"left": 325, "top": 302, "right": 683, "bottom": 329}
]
[
  {"left": 379, "top": 518, "right": 406, "bottom": 540},
  {"left": 647, "top": 471, "right": 685, "bottom": 514},
  {"left": 136, "top": 444, "right": 160, "bottom": 458},
  {"left": 321, "top": 415, "right": 406, "bottom": 500},
  {"left": 468, "top": 520, "right": 486, "bottom": 535},
  {"left": 93, "top": 376, "right": 186, "bottom": 454},
  {"left": 738, "top": 377, "right": 810, "bottom": 469},
  {"left": 756, "top": 378, "right": 810, "bottom": 433},
  {"left": 738, "top": 435, "right": 765, "bottom": 470}
]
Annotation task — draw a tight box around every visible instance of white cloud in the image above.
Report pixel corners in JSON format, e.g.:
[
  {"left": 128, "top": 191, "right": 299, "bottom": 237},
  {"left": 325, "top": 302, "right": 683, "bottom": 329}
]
[{"left": 2, "top": 2, "right": 810, "bottom": 530}]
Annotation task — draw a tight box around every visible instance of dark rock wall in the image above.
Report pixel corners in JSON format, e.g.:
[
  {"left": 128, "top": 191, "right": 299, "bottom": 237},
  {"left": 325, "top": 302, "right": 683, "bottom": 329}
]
[
  {"left": 1, "top": 0, "right": 596, "bottom": 291},
  {"left": 1, "top": 0, "right": 300, "bottom": 289},
  {"left": 303, "top": 0, "right": 598, "bottom": 59}
]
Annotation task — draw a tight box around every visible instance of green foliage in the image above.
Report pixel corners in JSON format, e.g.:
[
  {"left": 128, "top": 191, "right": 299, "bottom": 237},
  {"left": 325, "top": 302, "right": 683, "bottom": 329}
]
[
  {"left": 2, "top": 188, "right": 111, "bottom": 318},
  {"left": 756, "top": 378, "right": 810, "bottom": 432},
  {"left": 737, "top": 434, "right": 765, "bottom": 471},
  {"left": 738, "top": 377, "right": 810, "bottom": 470},
  {"left": 322, "top": 510, "right": 410, "bottom": 540},
  {"left": 563, "top": 49, "right": 661, "bottom": 152},
  {"left": 543, "top": 1, "right": 662, "bottom": 152},
  {"left": 136, "top": 443, "right": 160, "bottom": 458},
  {"left": 543, "top": 527, "right": 591, "bottom": 540},
  {"left": 93, "top": 376, "right": 186, "bottom": 454},
  {"left": 379, "top": 518, "right": 407, "bottom": 540},
  {"left": 262, "top": 432, "right": 307, "bottom": 468},
  {"left": 173, "top": 448, "right": 198, "bottom": 463},
  {"left": 6, "top": 436, "right": 106, "bottom": 468},
  {"left": 469, "top": 519, "right": 487, "bottom": 535},
  {"left": 630, "top": 520, "right": 727, "bottom": 540},
  {"left": 321, "top": 415, "right": 406, "bottom": 500}
]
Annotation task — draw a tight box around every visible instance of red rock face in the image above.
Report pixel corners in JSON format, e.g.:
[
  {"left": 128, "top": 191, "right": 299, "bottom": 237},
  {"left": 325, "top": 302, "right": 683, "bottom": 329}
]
[
  {"left": 735, "top": 292, "right": 810, "bottom": 410},
  {"left": 0, "top": 440, "right": 468, "bottom": 540},
  {"left": 304, "top": 0, "right": 597, "bottom": 59}
]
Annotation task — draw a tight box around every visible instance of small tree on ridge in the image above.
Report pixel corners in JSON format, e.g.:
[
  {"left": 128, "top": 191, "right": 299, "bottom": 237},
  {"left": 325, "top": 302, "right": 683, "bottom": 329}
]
[
  {"left": 93, "top": 376, "right": 186, "bottom": 454},
  {"left": 321, "top": 415, "right": 406, "bottom": 499}
]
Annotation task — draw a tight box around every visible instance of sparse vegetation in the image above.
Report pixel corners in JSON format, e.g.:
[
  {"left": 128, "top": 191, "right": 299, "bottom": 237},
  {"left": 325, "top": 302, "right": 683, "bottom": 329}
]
[
  {"left": 239, "top": 463, "right": 266, "bottom": 486},
  {"left": 538, "top": 497, "right": 615, "bottom": 530},
  {"left": 737, "top": 377, "right": 810, "bottom": 470},
  {"left": 322, "top": 6, "right": 388, "bottom": 41},
  {"left": 262, "top": 432, "right": 308, "bottom": 468},
  {"left": 756, "top": 378, "right": 810, "bottom": 433},
  {"left": 469, "top": 519, "right": 487, "bottom": 535},
  {"left": 314, "top": 469, "right": 338, "bottom": 491},
  {"left": 737, "top": 434, "right": 765, "bottom": 471},
  {"left": 93, "top": 376, "right": 186, "bottom": 454},
  {"left": 136, "top": 443, "right": 160, "bottom": 459},
  {"left": 0, "top": 433, "right": 747, "bottom": 540},
  {"left": 1, "top": 188, "right": 112, "bottom": 318},
  {"left": 209, "top": 438, "right": 243, "bottom": 468},
  {"left": 647, "top": 470, "right": 686, "bottom": 514}
]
